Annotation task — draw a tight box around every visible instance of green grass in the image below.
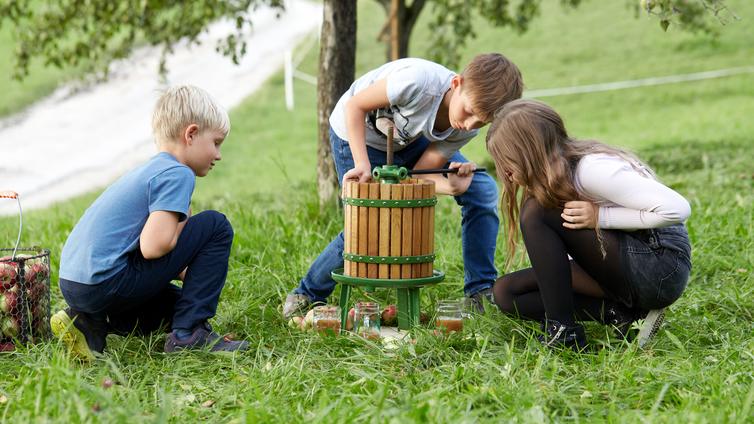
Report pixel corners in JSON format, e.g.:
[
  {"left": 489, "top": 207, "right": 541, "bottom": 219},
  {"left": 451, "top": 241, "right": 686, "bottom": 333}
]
[{"left": 1, "top": 0, "right": 754, "bottom": 421}]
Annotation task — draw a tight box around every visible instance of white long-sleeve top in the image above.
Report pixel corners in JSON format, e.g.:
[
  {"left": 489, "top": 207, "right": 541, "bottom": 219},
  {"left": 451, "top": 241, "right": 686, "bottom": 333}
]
[{"left": 573, "top": 153, "right": 691, "bottom": 230}]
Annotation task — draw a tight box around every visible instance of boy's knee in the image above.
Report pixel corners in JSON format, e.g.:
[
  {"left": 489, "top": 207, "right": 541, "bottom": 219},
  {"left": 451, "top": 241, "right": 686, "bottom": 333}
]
[
  {"left": 476, "top": 173, "right": 499, "bottom": 201},
  {"left": 197, "top": 210, "right": 234, "bottom": 240},
  {"left": 460, "top": 173, "right": 498, "bottom": 209}
]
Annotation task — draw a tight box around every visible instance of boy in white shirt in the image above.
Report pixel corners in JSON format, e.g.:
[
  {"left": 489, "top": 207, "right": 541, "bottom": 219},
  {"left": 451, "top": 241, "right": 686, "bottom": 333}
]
[{"left": 284, "top": 54, "right": 524, "bottom": 317}]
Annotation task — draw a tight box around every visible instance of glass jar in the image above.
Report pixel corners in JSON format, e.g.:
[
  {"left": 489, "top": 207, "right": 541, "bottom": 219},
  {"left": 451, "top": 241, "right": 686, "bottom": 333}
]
[
  {"left": 312, "top": 305, "right": 341, "bottom": 334},
  {"left": 353, "top": 301, "right": 381, "bottom": 340},
  {"left": 435, "top": 299, "right": 464, "bottom": 333}
]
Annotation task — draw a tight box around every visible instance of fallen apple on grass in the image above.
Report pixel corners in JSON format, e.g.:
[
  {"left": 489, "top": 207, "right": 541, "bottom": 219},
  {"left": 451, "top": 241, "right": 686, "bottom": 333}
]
[
  {"left": 302, "top": 309, "right": 315, "bottom": 331},
  {"left": 288, "top": 316, "right": 304, "bottom": 329}
]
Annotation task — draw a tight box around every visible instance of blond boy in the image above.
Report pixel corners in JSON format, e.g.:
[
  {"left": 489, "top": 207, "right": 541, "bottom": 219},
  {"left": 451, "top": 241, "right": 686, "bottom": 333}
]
[{"left": 52, "top": 85, "right": 248, "bottom": 359}]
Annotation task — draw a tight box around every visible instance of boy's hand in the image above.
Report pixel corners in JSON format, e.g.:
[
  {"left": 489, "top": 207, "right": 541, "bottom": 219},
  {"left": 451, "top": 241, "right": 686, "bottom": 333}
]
[
  {"left": 446, "top": 161, "right": 476, "bottom": 196},
  {"left": 561, "top": 201, "right": 599, "bottom": 229},
  {"left": 342, "top": 163, "right": 373, "bottom": 184}
]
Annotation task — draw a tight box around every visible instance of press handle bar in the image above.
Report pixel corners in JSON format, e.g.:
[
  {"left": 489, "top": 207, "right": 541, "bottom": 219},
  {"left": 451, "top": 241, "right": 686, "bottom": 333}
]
[{"left": 408, "top": 167, "right": 487, "bottom": 175}]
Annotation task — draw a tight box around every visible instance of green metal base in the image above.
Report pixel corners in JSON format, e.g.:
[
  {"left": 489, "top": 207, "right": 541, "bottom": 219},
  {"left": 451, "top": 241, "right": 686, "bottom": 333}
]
[{"left": 331, "top": 268, "right": 444, "bottom": 331}]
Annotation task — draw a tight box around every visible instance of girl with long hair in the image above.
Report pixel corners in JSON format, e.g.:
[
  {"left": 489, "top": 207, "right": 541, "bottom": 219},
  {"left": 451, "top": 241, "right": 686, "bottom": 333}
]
[{"left": 486, "top": 99, "right": 692, "bottom": 349}]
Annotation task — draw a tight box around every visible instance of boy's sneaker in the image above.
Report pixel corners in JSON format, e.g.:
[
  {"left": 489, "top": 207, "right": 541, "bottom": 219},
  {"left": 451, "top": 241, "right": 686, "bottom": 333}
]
[
  {"left": 464, "top": 287, "right": 493, "bottom": 315},
  {"left": 164, "top": 322, "right": 249, "bottom": 353},
  {"left": 50, "top": 308, "right": 107, "bottom": 361},
  {"left": 538, "top": 319, "right": 587, "bottom": 351},
  {"left": 282, "top": 293, "right": 311, "bottom": 319},
  {"left": 636, "top": 308, "right": 665, "bottom": 348}
]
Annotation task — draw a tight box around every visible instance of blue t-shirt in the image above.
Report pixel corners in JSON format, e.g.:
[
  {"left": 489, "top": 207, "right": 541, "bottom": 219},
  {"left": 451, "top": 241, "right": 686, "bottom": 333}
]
[{"left": 60, "top": 152, "right": 195, "bottom": 284}]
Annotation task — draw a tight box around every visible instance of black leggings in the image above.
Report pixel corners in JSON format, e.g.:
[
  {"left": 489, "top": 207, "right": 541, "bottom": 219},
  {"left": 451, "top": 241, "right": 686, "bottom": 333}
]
[{"left": 493, "top": 198, "right": 633, "bottom": 326}]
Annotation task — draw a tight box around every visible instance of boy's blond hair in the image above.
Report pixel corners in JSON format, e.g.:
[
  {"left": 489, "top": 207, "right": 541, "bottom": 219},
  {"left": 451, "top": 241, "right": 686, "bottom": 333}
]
[
  {"left": 152, "top": 85, "right": 230, "bottom": 145},
  {"left": 461, "top": 53, "right": 524, "bottom": 123}
]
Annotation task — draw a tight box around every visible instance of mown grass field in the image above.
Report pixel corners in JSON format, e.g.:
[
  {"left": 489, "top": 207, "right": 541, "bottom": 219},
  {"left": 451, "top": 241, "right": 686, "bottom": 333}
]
[{"left": 0, "top": 0, "right": 753, "bottom": 422}]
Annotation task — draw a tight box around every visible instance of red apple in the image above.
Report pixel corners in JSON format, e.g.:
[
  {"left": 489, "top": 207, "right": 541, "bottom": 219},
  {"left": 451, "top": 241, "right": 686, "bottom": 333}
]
[
  {"left": 25, "top": 262, "right": 49, "bottom": 286},
  {"left": 0, "top": 262, "right": 18, "bottom": 291},
  {"left": 28, "top": 281, "right": 48, "bottom": 304},
  {"left": 381, "top": 304, "right": 397, "bottom": 327},
  {"left": 31, "top": 301, "right": 46, "bottom": 321},
  {"left": 0, "top": 292, "right": 18, "bottom": 315}
]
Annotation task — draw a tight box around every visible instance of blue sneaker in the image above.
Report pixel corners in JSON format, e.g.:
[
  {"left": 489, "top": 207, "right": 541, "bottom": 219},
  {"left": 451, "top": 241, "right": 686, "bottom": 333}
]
[{"left": 164, "top": 322, "right": 249, "bottom": 353}]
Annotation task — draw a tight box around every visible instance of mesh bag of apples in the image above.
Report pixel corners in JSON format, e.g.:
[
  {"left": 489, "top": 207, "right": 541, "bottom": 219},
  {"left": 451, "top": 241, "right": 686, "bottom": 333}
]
[{"left": 0, "top": 248, "right": 51, "bottom": 351}]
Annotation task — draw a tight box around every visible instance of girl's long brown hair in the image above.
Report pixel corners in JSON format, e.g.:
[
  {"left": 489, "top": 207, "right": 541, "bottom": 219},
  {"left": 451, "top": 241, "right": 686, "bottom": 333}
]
[{"left": 485, "top": 99, "right": 652, "bottom": 265}]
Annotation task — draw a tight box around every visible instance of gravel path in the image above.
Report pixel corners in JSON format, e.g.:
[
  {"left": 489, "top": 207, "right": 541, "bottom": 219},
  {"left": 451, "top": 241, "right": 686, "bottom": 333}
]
[{"left": 0, "top": 0, "right": 321, "bottom": 215}]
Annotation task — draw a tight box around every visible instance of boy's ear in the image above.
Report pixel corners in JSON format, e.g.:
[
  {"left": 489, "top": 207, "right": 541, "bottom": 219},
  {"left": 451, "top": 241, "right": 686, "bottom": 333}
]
[
  {"left": 451, "top": 75, "right": 463, "bottom": 90},
  {"left": 183, "top": 124, "right": 200, "bottom": 145}
]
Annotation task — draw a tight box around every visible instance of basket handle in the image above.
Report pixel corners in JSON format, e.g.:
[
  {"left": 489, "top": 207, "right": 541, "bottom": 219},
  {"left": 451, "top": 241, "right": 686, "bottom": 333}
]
[
  {"left": 0, "top": 191, "right": 18, "bottom": 199},
  {"left": 1, "top": 191, "right": 22, "bottom": 259}
]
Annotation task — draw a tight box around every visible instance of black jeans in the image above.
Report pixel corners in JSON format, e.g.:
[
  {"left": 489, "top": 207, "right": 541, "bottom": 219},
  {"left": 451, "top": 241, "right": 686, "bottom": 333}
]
[{"left": 59, "top": 210, "right": 234, "bottom": 333}]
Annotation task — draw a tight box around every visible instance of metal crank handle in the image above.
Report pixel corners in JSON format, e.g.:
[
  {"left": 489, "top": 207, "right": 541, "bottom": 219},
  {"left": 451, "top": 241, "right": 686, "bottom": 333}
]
[{"left": 408, "top": 167, "right": 487, "bottom": 175}]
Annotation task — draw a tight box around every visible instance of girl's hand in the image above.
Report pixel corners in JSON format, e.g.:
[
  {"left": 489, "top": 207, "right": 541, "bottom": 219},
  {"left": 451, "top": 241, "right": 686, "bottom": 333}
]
[
  {"left": 561, "top": 201, "right": 599, "bottom": 229},
  {"left": 447, "top": 161, "right": 476, "bottom": 196}
]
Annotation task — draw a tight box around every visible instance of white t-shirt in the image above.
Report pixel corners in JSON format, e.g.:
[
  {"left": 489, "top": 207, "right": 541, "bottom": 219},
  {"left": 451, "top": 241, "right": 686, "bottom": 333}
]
[
  {"left": 329, "top": 58, "right": 478, "bottom": 158},
  {"left": 574, "top": 153, "right": 691, "bottom": 230}
]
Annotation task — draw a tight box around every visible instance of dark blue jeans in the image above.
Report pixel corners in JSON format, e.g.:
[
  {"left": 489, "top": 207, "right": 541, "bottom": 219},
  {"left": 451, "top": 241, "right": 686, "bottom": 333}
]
[
  {"left": 621, "top": 224, "right": 692, "bottom": 310},
  {"left": 293, "top": 128, "right": 500, "bottom": 302},
  {"left": 59, "top": 210, "right": 234, "bottom": 333}
]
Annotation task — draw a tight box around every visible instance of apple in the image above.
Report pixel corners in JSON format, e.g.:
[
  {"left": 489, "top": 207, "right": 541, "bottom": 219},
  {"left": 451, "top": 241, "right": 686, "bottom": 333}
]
[
  {"left": 31, "top": 301, "right": 46, "bottom": 321},
  {"left": 288, "top": 316, "right": 304, "bottom": 329},
  {"left": 25, "top": 262, "right": 49, "bottom": 287},
  {"left": 0, "top": 262, "right": 18, "bottom": 291},
  {"left": 345, "top": 308, "right": 355, "bottom": 331},
  {"left": 381, "top": 305, "right": 397, "bottom": 327},
  {"left": 302, "top": 309, "right": 315, "bottom": 331},
  {"left": 27, "top": 281, "right": 48, "bottom": 304},
  {"left": 1, "top": 317, "right": 20, "bottom": 338},
  {"left": 0, "top": 292, "right": 18, "bottom": 315},
  {"left": 420, "top": 311, "right": 430, "bottom": 324},
  {"left": 639, "top": 0, "right": 656, "bottom": 12}
]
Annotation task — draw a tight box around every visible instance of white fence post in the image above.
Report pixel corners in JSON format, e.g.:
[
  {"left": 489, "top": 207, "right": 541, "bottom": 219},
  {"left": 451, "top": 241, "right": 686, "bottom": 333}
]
[{"left": 284, "top": 49, "right": 294, "bottom": 111}]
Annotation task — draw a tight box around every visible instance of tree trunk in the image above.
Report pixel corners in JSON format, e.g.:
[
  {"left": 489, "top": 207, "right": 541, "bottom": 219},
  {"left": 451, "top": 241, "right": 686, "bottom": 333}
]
[
  {"left": 378, "top": 0, "right": 426, "bottom": 61},
  {"left": 317, "top": 0, "right": 357, "bottom": 207}
]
